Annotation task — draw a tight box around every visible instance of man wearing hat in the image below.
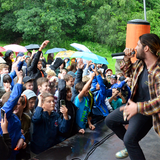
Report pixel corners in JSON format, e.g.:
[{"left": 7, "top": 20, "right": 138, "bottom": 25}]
[{"left": 23, "top": 76, "right": 34, "bottom": 91}]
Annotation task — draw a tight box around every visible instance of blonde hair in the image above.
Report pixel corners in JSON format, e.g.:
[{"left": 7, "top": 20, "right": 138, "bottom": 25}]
[
  {"left": 45, "top": 68, "right": 56, "bottom": 76},
  {"left": 0, "top": 64, "right": 9, "bottom": 71},
  {"left": 82, "top": 75, "right": 90, "bottom": 83}
]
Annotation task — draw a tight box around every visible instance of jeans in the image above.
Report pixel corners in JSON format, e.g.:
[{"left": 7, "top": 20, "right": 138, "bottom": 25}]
[{"left": 105, "top": 108, "right": 152, "bottom": 160}]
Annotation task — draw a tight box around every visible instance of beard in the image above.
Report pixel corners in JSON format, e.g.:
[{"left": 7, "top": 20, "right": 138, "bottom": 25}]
[{"left": 136, "top": 49, "right": 146, "bottom": 60}]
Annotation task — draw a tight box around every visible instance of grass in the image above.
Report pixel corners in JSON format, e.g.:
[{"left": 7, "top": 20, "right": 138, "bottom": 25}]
[{"left": 0, "top": 40, "right": 116, "bottom": 73}]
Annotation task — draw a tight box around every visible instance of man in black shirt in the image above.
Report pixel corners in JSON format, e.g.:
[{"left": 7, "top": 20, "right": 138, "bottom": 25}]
[{"left": 105, "top": 33, "right": 160, "bottom": 160}]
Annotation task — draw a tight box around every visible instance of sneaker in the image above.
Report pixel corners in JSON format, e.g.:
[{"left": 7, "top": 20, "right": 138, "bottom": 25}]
[{"left": 115, "top": 148, "right": 128, "bottom": 159}]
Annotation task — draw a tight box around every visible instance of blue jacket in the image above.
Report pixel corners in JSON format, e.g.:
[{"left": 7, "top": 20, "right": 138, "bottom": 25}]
[
  {"left": 92, "top": 75, "right": 110, "bottom": 116},
  {"left": 31, "top": 107, "right": 70, "bottom": 154},
  {"left": 0, "top": 83, "right": 25, "bottom": 157}
]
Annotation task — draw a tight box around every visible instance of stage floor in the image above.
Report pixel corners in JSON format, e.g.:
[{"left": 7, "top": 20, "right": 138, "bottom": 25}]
[{"left": 31, "top": 120, "right": 160, "bottom": 160}]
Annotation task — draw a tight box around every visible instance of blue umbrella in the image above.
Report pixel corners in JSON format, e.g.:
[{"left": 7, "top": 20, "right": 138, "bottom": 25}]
[
  {"left": 45, "top": 48, "right": 67, "bottom": 54},
  {"left": 70, "top": 43, "right": 92, "bottom": 52},
  {"left": 71, "top": 51, "right": 109, "bottom": 64}
]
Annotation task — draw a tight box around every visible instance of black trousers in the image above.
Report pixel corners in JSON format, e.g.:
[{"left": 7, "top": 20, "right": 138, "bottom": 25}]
[{"left": 105, "top": 108, "right": 152, "bottom": 160}]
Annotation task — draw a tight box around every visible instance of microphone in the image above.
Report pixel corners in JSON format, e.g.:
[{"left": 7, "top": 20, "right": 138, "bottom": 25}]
[{"left": 111, "top": 51, "right": 135, "bottom": 57}]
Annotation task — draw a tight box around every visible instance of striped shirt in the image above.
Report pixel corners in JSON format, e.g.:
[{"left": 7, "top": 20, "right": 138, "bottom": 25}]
[{"left": 120, "top": 57, "right": 160, "bottom": 136}]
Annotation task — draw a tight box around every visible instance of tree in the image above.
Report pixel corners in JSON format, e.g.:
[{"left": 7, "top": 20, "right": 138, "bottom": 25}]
[{"left": 0, "top": 0, "right": 160, "bottom": 51}]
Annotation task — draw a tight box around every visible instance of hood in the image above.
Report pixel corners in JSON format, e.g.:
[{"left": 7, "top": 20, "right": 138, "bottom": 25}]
[
  {"left": 4, "top": 50, "right": 13, "bottom": 59},
  {"left": 50, "top": 57, "right": 64, "bottom": 71}
]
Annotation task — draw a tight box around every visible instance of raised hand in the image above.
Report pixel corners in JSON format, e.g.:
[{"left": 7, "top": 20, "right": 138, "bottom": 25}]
[
  {"left": 39, "top": 40, "right": 50, "bottom": 51},
  {"left": 86, "top": 60, "right": 92, "bottom": 67},
  {"left": 20, "top": 55, "right": 26, "bottom": 62},
  {"left": 90, "top": 71, "right": 96, "bottom": 79},
  {"left": 15, "top": 67, "right": 23, "bottom": 84},
  {"left": 37, "top": 94, "right": 43, "bottom": 107},
  {"left": 91, "top": 63, "right": 96, "bottom": 72},
  {"left": 60, "top": 105, "right": 69, "bottom": 120},
  {"left": 1, "top": 113, "right": 8, "bottom": 134}
]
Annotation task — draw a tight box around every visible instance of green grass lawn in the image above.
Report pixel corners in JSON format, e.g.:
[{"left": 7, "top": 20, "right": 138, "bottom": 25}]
[{"left": 0, "top": 40, "right": 116, "bottom": 73}]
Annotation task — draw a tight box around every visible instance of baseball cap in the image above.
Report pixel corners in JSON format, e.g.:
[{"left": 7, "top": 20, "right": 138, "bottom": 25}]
[
  {"left": 17, "top": 52, "right": 24, "bottom": 58},
  {"left": 67, "top": 71, "right": 76, "bottom": 79},
  {"left": 22, "top": 90, "right": 37, "bottom": 100},
  {"left": 23, "top": 76, "right": 34, "bottom": 84},
  {"left": 110, "top": 74, "right": 117, "bottom": 80},
  {"left": 119, "top": 76, "right": 126, "bottom": 81},
  {"left": 106, "top": 69, "right": 112, "bottom": 73}
]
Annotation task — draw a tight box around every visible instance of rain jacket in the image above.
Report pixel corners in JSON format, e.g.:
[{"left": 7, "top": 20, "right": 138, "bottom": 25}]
[
  {"left": 92, "top": 75, "right": 111, "bottom": 116},
  {"left": 27, "top": 51, "right": 47, "bottom": 93},
  {"left": 56, "top": 79, "right": 78, "bottom": 138},
  {"left": 0, "top": 83, "right": 25, "bottom": 157}
]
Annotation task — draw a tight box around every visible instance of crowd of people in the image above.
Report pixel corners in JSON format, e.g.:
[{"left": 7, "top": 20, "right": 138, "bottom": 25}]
[
  {"left": 0, "top": 33, "right": 160, "bottom": 160},
  {"left": 0, "top": 39, "right": 132, "bottom": 159}
]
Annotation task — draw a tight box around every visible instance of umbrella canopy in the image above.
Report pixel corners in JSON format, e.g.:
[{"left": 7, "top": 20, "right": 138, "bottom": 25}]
[
  {"left": 71, "top": 51, "right": 109, "bottom": 64},
  {"left": 45, "top": 48, "right": 67, "bottom": 54},
  {"left": 25, "top": 44, "right": 40, "bottom": 50},
  {"left": 55, "top": 50, "right": 76, "bottom": 58},
  {"left": 0, "top": 47, "right": 6, "bottom": 52},
  {"left": 70, "top": 43, "right": 92, "bottom": 52},
  {"left": 4, "top": 44, "right": 27, "bottom": 53}
]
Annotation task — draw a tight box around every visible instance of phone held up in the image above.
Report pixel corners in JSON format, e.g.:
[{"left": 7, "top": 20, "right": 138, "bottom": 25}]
[
  {"left": 1, "top": 108, "right": 5, "bottom": 120},
  {"left": 60, "top": 99, "right": 66, "bottom": 107}
]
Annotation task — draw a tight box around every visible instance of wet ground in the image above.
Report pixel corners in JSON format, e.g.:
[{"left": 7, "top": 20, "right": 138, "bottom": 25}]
[{"left": 31, "top": 120, "right": 160, "bottom": 160}]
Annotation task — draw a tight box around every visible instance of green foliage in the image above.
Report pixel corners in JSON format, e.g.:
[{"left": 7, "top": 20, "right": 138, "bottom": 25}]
[
  {"left": 0, "top": 0, "right": 160, "bottom": 53},
  {"left": 80, "top": 0, "right": 140, "bottom": 51}
]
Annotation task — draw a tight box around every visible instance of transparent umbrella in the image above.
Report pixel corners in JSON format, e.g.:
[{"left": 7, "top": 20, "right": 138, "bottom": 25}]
[
  {"left": 70, "top": 43, "right": 92, "bottom": 52},
  {"left": 71, "top": 51, "right": 108, "bottom": 64}
]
